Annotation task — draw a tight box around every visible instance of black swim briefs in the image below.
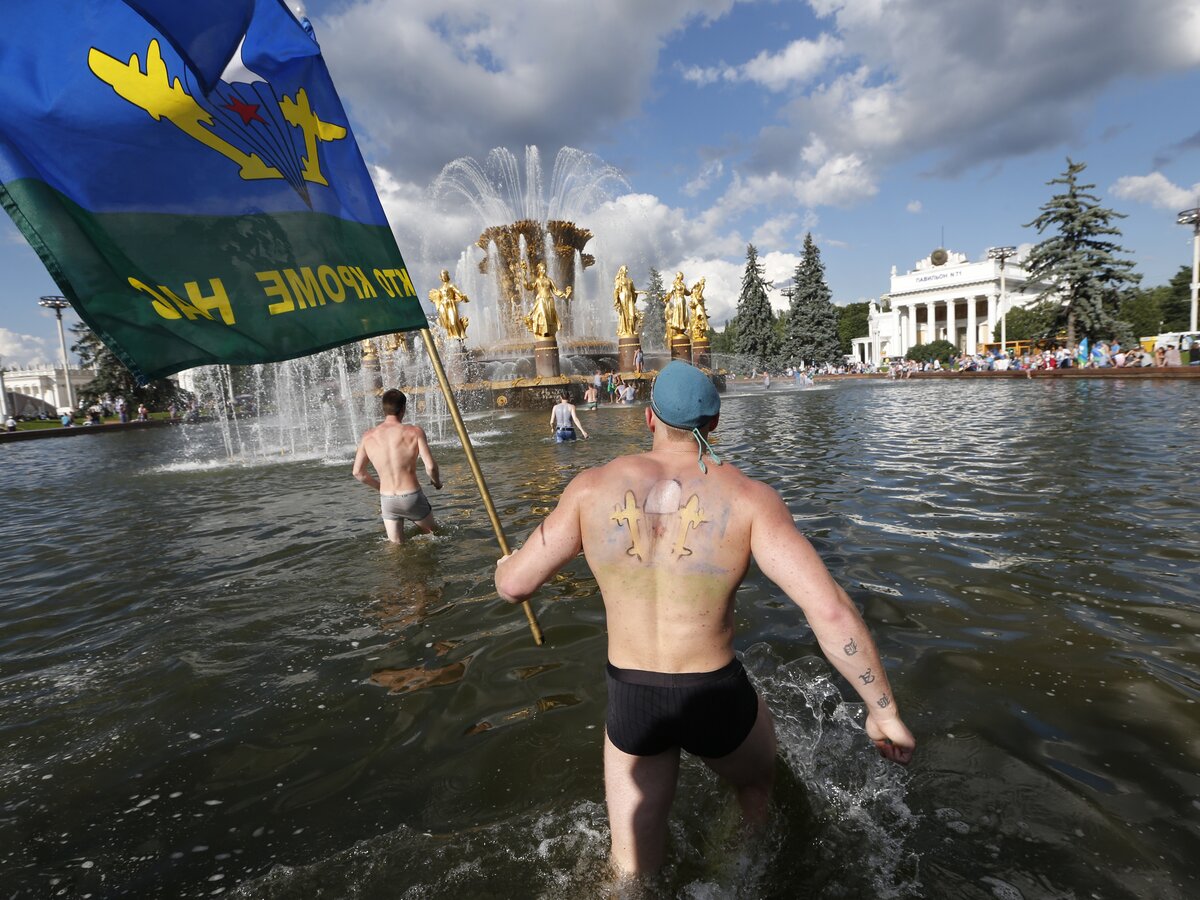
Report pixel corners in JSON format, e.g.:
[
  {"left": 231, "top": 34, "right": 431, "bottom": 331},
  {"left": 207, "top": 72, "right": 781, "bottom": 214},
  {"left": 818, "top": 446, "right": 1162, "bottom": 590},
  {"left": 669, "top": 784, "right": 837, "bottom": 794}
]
[{"left": 605, "top": 658, "right": 759, "bottom": 758}]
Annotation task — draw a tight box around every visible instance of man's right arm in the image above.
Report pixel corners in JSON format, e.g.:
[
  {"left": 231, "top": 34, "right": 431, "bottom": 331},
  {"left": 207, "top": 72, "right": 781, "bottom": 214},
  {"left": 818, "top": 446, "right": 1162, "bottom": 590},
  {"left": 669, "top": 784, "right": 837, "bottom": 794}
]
[
  {"left": 495, "top": 474, "right": 586, "bottom": 603},
  {"left": 352, "top": 442, "right": 379, "bottom": 491},
  {"left": 749, "top": 483, "right": 915, "bottom": 764}
]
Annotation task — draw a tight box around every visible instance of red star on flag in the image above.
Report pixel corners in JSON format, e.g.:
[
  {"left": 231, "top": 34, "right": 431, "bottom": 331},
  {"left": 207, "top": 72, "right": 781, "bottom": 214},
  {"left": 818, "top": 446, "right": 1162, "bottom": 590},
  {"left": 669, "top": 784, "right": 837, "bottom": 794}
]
[{"left": 223, "top": 96, "right": 264, "bottom": 126}]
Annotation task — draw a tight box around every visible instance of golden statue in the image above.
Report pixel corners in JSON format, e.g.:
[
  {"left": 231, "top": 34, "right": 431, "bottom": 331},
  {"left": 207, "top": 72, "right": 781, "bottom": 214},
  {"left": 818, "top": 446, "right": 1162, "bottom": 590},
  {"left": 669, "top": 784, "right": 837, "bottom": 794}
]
[
  {"left": 519, "top": 261, "right": 572, "bottom": 339},
  {"left": 427, "top": 269, "right": 470, "bottom": 340},
  {"left": 689, "top": 277, "right": 710, "bottom": 341},
  {"left": 612, "top": 265, "right": 645, "bottom": 338},
  {"left": 360, "top": 338, "right": 378, "bottom": 361},
  {"left": 665, "top": 271, "right": 691, "bottom": 338}
]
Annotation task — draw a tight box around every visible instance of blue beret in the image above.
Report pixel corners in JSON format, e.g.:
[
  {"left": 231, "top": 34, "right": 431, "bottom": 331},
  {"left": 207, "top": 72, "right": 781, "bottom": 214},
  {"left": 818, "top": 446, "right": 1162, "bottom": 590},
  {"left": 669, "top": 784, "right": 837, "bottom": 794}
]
[{"left": 651, "top": 361, "right": 720, "bottom": 430}]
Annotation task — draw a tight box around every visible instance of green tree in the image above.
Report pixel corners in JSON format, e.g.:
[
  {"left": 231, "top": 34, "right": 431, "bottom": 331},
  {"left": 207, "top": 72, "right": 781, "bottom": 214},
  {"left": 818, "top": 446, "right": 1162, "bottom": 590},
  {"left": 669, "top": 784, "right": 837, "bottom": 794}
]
[
  {"left": 990, "top": 300, "right": 1060, "bottom": 342},
  {"left": 734, "top": 243, "right": 778, "bottom": 369},
  {"left": 906, "top": 340, "right": 956, "bottom": 364},
  {"left": 773, "top": 307, "right": 790, "bottom": 350},
  {"left": 709, "top": 316, "right": 738, "bottom": 354},
  {"left": 1160, "top": 264, "right": 1193, "bottom": 331},
  {"left": 837, "top": 301, "right": 871, "bottom": 357},
  {"left": 70, "top": 322, "right": 187, "bottom": 410},
  {"left": 640, "top": 267, "right": 666, "bottom": 352},
  {"left": 783, "top": 233, "right": 841, "bottom": 366},
  {"left": 1022, "top": 158, "right": 1140, "bottom": 348},
  {"left": 1118, "top": 288, "right": 1164, "bottom": 341}
]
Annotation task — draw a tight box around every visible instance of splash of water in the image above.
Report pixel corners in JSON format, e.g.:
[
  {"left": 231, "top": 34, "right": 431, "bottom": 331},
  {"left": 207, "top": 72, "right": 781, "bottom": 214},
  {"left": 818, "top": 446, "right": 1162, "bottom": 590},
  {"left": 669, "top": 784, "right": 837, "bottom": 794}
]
[
  {"left": 433, "top": 146, "right": 626, "bottom": 226},
  {"left": 177, "top": 340, "right": 457, "bottom": 466},
  {"left": 433, "top": 146, "right": 630, "bottom": 350}
]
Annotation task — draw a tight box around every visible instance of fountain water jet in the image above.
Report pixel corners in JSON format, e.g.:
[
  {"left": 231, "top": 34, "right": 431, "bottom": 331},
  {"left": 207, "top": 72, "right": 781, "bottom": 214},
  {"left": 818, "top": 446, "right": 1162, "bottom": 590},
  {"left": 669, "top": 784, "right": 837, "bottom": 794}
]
[{"left": 433, "top": 146, "right": 630, "bottom": 354}]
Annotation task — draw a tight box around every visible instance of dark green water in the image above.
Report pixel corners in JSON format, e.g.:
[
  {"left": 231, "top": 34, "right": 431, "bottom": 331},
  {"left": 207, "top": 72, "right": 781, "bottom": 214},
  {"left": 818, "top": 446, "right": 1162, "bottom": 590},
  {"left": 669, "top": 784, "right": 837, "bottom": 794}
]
[{"left": 1, "top": 378, "right": 1197, "bottom": 898}]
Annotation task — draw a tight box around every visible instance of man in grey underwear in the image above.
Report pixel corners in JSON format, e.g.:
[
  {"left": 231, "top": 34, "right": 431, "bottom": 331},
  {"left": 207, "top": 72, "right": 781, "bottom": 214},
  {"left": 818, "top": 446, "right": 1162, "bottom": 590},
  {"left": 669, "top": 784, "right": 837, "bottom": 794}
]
[
  {"left": 496, "top": 361, "right": 914, "bottom": 875},
  {"left": 353, "top": 389, "right": 442, "bottom": 543}
]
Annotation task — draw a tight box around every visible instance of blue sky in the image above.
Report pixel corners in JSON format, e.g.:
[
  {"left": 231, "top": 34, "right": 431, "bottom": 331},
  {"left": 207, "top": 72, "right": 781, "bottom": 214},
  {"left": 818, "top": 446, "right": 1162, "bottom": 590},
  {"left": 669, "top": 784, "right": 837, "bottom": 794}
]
[{"left": 3, "top": 0, "right": 1199, "bottom": 366}]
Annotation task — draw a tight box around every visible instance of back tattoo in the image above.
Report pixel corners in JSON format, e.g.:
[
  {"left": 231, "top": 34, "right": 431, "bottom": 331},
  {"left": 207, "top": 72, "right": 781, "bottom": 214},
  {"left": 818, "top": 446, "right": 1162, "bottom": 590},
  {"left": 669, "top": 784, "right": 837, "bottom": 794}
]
[{"left": 610, "top": 480, "right": 709, "bottom": 561}]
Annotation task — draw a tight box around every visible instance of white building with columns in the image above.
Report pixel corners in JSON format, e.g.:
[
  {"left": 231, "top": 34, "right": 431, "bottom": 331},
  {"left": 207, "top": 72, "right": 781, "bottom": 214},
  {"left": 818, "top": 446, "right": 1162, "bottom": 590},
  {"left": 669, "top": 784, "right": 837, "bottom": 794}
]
[
  {"left": 0, "top": 365, "right": 97, "bottom": 417},
  {"left": 852, "top": 248, "right": 1052, "bottom": 365}
]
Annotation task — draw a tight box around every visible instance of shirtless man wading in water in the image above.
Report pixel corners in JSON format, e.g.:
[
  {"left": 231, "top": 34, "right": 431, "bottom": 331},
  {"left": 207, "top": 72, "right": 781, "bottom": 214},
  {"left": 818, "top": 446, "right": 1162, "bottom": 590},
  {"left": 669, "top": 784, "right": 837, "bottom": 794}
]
[
  {"left": 495, "top": 361, "right": 915, "bottom": 875},
  {"left": 353, "top": 389, "right": 442, "bottom": 543}
]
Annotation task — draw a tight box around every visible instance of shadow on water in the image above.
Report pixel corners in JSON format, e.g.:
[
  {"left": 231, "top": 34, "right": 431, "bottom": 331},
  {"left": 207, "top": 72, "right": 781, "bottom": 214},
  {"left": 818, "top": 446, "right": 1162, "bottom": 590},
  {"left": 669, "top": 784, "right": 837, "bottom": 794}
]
[{"left": 1, "top": 379, "right": 1197, "bottom": 898}]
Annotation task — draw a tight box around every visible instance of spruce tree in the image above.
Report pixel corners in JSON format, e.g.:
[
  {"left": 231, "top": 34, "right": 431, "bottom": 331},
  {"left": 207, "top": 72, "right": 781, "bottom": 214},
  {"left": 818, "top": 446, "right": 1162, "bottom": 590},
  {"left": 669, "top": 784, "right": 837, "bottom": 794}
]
[
  {"left": 1023, "top": 158, "right": 1140, "bottom": 347},
  {"left": 734, "top": 243, "right": 778, "bottom": 369},
  {"left": 784, "top": 233, "right": 842, "bottom": 366},
  {"left": 70, "top": 321, "right": 186, "bottom": 409},
  {"left": 640, "top": 267, "right": 667, "bottom": 352}
]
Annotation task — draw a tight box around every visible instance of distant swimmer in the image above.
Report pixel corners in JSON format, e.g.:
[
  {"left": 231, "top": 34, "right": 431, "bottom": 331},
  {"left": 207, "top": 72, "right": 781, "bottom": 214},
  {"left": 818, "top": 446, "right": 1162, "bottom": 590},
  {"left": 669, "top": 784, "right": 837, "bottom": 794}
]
[
  {"left": 550, "top": 392, "right": 589, "bottom": 443},
  {"left": 496, "top": 361, "right": 914, "bottom": 876},
  {"left": 583, "top": 384, "right": 600, "bottom": 410},
  {"left": 353, "top": 389, "right": 442, "bottom": 543}
]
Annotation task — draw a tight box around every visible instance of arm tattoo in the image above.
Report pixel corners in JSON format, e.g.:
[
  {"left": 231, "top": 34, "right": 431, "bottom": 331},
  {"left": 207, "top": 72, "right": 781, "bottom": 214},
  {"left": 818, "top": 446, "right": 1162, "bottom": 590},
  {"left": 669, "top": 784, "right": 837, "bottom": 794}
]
[
  {"left": 858, "top": 668, "right": 875, "bottom": 685},
  {"left": 843, "top": 638, "right": 858, "bottom": 656},
  {"left": 877, "top": 694, "right": 891, "bottom": 709}
]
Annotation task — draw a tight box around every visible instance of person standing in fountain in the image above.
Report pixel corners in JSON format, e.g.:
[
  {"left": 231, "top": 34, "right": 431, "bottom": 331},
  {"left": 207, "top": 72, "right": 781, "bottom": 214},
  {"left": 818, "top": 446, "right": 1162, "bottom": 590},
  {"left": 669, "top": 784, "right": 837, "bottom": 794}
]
[
  {"left": 353, "top": 389, "right": 442, "bottom": 544},
  {"left": 520, "top": 261, "right": 572, "bottom": 338},
  {"left": 550, "top": 391, "right": 589, "bottom": 442},
  {"left": 495, "top": 361, "right": 915, "bottom": 876}
]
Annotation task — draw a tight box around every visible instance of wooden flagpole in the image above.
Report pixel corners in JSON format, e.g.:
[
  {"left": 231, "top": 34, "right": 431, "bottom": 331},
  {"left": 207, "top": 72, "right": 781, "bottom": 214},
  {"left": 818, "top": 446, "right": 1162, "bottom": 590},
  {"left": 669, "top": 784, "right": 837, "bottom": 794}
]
[{"left": 418, "top": 328, "right": 544, "bottom": 646}]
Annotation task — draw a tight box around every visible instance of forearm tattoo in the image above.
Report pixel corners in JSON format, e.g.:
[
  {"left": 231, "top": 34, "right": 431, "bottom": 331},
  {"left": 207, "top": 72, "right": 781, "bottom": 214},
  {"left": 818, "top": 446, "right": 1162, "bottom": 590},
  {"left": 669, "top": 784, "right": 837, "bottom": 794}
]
[
  {"left": 877, "top": 694, "right": 891, "bottom": 709},
  {"left": 843, "top": 638, "right": 858, "bottom": 656},
  {"left": 858, "top": 668, "right": 875, "bottom": 685}
]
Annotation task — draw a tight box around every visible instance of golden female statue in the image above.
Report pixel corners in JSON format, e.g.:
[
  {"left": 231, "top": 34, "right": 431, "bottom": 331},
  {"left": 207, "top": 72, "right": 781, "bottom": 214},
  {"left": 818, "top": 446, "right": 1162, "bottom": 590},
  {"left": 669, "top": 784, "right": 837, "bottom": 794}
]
[
  {"left": 665, "top": 271, "right": 691, "bottom": 338},
  {"left": 612, "top": 265, "right": 645, "bottom": 338},
  {"left": 427, "top": 269, "right": 470, "bottom": 340},
  {"left": 689, "top": 276, "right": 710, "bottom": 341},
  {"left": 520, "top": 261, "right": 572, "bottom": 339}
]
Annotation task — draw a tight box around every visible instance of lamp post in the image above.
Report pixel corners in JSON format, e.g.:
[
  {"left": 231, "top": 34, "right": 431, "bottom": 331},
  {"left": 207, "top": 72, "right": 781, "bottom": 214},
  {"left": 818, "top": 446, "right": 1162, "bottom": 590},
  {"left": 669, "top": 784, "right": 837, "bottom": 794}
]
[
  {"left": 38, "top": 295, "right": 75, "bottom": 412},
  {"left": 987, "top": 246, "right": 1018, "bottom": 355},
  {"left": 1177, "top": 207, "right": 1200, "bottom": 333}
]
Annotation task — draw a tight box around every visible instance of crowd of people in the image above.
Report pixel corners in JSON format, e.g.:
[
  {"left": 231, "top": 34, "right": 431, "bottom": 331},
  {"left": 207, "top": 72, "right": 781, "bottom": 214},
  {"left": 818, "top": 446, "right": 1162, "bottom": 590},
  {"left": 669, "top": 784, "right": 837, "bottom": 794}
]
[{"left": 588, "top": 369, "right": 639, "bottom": 406}]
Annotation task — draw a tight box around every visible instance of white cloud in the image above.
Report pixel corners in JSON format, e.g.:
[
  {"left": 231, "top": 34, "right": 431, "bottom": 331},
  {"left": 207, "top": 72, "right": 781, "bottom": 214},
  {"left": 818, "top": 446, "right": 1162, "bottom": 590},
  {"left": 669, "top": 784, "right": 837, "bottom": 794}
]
[
  {"left": 681, "top": 63, "right": 736, "bottom": 87},
  {"left": 682, "top": 160, "right": 725, "bottom": 197},
  {"left": 1111, "top": 172, "right": 1200, "bottom": 211},
  {"left": 751, "top": 214, "right": 798, "bottom": 248},
  {"left": 685, "top": 33, "right": 842, "bottom": 91},
  {"left": 0, "top": 328, "right": 50, "bottom": 369},
  {"left": 315, "top": 0, "right": 737, "bottom": 180},
  {"left": 743, "top": 0, "right": 1200, "bottom": 180},
  {"left": 906, "top": 200, "right": 922, "bottom": 213}
]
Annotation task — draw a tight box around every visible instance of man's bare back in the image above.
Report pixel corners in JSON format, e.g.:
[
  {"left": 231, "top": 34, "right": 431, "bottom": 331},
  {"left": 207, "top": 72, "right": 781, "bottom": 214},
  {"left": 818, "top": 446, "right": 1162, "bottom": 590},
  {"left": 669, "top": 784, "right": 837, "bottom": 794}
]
[
  {"left": 353, "top": 390, "right": 441, "bottom": 543},
  {"left": 572, "top": 446, "right": 754, "bottom": 673},
  {"left": 495, "top": 362, "right": 914, "bottom": 875},
  {"left": 357, "top": 421, "right": 434, "bottom": 494}
]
